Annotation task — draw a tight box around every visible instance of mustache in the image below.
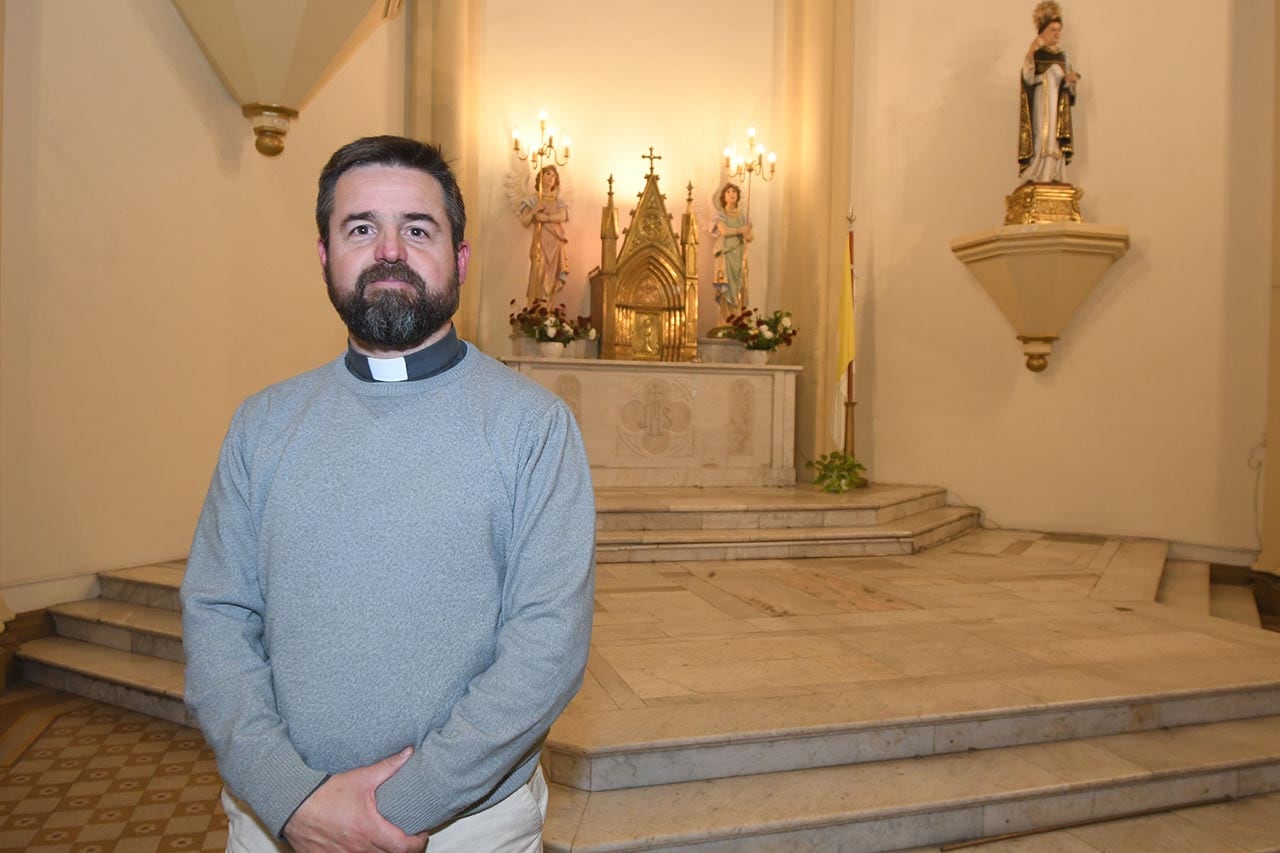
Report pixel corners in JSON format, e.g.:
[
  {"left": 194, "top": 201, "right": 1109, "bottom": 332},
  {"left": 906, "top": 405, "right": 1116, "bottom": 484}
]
[{"left": 355, "top": 261, "right": 427, "bottom": 297}]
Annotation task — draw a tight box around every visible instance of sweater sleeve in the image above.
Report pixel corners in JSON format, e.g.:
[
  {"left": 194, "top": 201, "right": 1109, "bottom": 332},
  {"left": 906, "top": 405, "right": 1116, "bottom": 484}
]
[
  {"left": 375, "top": 400, "right": 596, "bottom": 833},
  {"left": 180, "top": 407, "right": 329, "bottom": 838}
]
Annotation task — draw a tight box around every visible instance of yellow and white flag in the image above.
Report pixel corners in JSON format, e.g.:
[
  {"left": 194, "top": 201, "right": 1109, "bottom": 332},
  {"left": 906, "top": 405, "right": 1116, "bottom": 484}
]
[{"left": 836, "top": 225, "right": 856, "bottom": 401}]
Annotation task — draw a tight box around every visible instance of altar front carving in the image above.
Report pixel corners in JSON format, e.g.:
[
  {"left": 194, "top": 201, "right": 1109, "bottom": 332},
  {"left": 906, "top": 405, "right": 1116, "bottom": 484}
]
[
  {"left": 589, "top": 153, "right": 699, "bottom": 361},
  {"left": 503, "top": 357, "right": 800, "bottom": 487}
]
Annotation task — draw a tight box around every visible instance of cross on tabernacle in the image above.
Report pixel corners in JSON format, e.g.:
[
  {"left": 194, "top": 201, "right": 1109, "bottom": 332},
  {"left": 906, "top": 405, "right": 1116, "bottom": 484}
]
[{"left": 642, "top": 147, "right": 662, "bottom": 176}]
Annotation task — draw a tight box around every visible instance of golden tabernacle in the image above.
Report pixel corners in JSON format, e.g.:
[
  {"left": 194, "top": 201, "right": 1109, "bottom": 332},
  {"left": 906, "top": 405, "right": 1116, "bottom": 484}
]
[{"left": 589, "top": 151, "right": 699, "bottom": 361}]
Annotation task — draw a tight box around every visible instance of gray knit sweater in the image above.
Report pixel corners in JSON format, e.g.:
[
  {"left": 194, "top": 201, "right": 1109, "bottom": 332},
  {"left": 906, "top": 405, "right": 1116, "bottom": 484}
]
[{"left": 180, "top": 345, "right": 595, "bottom": 837}]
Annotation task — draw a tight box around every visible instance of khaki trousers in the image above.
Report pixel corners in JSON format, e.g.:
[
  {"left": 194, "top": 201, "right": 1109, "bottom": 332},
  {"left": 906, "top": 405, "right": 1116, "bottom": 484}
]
[{"left": 221, "top": 765, "right": 548, "bottom": 853}]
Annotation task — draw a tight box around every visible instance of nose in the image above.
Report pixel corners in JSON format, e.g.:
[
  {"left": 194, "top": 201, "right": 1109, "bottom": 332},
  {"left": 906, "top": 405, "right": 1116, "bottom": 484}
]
[{"left": 375, "top": 230, "right": 404, "bottom": 263}]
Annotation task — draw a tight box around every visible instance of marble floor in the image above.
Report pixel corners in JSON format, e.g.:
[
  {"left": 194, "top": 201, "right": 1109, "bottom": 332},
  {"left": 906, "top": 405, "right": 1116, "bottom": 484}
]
[
  {"left": 6, "top": 527, "right": 1280, "bottom": 851},
  {"left": 569, "top": 529, "right": 1275, "bottom": 719},
  {"left": 545, "top": 528, "right": 1280, "bottom": 849}
]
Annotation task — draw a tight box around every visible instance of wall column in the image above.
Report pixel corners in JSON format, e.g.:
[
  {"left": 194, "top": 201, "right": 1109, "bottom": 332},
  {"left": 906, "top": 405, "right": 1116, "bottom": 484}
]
[
  {"left": 0, "top": 0, "right": 12, "bottom": 631},
  {"left": 407, "top": 0, "right": 484, "bottom": 342},
  {"left": 774, "top": 0, "right": 855, "bottom": 475},
  {"left": 1256, "top": 6, "right": 1280, "bottom": 578}
]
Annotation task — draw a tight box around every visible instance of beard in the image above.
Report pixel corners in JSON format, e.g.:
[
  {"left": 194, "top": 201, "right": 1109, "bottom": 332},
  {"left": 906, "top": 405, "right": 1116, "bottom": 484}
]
[{"left": 325, "top": 259, "right": 459, "bottom": 351}]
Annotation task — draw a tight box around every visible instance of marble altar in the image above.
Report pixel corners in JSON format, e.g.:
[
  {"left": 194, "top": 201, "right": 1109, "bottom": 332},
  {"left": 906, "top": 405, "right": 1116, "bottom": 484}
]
[{"left": 502, "top": 356, "right": 800, "bottom": 487}]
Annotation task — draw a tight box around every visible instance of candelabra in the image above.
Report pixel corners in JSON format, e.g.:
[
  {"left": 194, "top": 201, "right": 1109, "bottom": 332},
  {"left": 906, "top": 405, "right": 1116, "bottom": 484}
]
[
  {"left": 512, "top": 111, "right": 571, "bottom": 175},
  {"left": 721, "top": 126, "right": 778, "bottom": 216}
]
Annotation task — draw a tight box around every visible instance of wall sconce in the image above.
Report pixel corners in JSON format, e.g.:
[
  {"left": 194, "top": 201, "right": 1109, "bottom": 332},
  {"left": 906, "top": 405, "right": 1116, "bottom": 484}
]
[
  {"left": 512, "top": 111, "right": 571, "bottom": 174},
  {"left": 721, "top": 126, "right": 778, "bottom": 214}
]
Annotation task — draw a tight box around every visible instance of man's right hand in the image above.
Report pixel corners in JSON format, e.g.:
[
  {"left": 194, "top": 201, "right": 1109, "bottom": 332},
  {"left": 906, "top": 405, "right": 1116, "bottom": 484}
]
[{"left": 283, "top": 747, "right": 428, "bottom": 853}]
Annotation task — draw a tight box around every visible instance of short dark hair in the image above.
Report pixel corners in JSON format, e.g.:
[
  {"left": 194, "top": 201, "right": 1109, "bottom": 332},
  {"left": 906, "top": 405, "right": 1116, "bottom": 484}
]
[{"left": 316, "top": 136, "right": 466, "bottom": 253}]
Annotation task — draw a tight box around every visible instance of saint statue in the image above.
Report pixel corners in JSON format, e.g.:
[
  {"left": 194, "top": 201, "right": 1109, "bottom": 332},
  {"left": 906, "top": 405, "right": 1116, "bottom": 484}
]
[
  {"left": 1019, "top": 1, "right": 1082, "bottom": 184},
  {"left": 710, "top": 181, "right": 753, "bottom": 323},
  {"left": 519, "top": 164, "right": 570, "bottom": 302}
]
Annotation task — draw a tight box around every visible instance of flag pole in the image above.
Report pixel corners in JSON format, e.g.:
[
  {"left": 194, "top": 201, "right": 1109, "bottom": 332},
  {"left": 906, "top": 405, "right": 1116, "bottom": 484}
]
[{"left": 843, "top": 217, "right": 856, "bottom": 456}]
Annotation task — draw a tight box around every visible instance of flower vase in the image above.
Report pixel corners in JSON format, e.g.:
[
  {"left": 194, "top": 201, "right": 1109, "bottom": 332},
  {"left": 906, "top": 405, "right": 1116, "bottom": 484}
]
[
  {"left": 744, "top": 349, "right": 772, "bottom": 365},
  {"left": 699, "top": 338, "right": 746, "bottom": 364},
  {"left": 536, "top": 341, "right": 566, "bottom": 359},
  {"left": 511, "top": 333, "right": 534, "bottom": 357}
]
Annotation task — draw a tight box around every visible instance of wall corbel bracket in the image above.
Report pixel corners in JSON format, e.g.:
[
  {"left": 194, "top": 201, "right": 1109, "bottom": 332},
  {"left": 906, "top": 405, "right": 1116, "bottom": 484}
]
[{"left": 950, "top": 221, "right": 1130, "bottom": 372}]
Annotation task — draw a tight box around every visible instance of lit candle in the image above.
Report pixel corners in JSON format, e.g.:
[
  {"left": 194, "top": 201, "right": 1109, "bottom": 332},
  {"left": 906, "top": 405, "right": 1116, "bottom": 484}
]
[{"left": 767, "top": 151, "right": 777, "bottom": 163}]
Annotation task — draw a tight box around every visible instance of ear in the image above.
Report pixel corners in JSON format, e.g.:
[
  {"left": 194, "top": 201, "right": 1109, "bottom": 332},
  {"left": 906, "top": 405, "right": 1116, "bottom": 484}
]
[
  {"left": 316, "top": 237, "right": 329, "bottom": 271},
  {"left": 455, "top": 242, "right": 471, "bottom": 285}
]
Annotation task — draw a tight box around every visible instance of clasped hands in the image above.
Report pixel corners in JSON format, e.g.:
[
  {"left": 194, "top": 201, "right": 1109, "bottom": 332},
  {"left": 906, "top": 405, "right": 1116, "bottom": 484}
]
[{"left": 283, "top": 747, "right": 427, "bottom": 853}]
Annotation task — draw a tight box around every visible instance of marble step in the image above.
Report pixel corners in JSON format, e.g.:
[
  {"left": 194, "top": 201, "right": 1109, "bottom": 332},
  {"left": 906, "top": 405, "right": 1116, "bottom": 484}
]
[
  {"left": 899, "top": 789, "right": 1280, "bottom": 851},
  {"left": 1211, "top": 583, "right": 1264, "bottom": 629},
  {"left": 542, "top": 714, "right": 1280, "bottom": 852},
  {"left": 595, "top": 506, "right": 980, "bottom": 563},
  {"left": 16, "top": 636, "right": 191, "bottom": 726},
  {"left": 1155, "top": 559, "right": 1211, "bottom": 615},
  {"left": 594, "top": 485, "right": 947, "bottom": 532},
  {"left": 48, "top": 598, "right": 184, "bottom": 662},
  {"left": 99, "top": 562, "right": 185, "bottom": 612},
  {"left": 1089, "top": 539, "right": 1169, "bottom": 602},
  {"left": 547, "top": 653, "right": 1280, "bottom": 792}
]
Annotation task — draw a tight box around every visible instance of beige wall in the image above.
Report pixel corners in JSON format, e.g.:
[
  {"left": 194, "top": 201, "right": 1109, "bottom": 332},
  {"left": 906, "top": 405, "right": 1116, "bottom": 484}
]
[
  {"left": 854, "top": 1, "right": 1275, "bottom": 553},
  {"left": 1257, "top": 2, "right": 1280, "bottom": 576},
  {"left": 468, "top": 0, "right": 779, "bottom": 354},
  {"left": 3, "top": 0, "right": 1274, "bottom": 610},
  {"left": 0, "top": 1, "right": 406, "bottom": 608}
]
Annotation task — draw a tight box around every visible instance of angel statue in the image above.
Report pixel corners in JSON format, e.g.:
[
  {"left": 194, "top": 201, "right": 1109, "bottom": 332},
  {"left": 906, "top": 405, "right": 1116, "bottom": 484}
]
[
  {"left": 710, "top": 181, "right": 753, "bottom": 323},
  {"left": 509, "top": 164, "right": 571, "bottom": 303},
  {"left": 1019, "top": 1, "right": 1081, "bottom": 183}
]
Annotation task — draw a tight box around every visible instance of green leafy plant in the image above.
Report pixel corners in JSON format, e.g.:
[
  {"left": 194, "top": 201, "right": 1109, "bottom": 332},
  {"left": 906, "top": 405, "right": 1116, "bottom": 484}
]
[{"left": 806, "top": 451, "right": 868, "bottom": 493}]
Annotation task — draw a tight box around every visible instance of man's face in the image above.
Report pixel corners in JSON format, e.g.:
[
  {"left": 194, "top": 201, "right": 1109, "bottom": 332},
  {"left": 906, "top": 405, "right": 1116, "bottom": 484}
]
[{"left": 318, "top": 164, "right": 470, "bottom": 353}]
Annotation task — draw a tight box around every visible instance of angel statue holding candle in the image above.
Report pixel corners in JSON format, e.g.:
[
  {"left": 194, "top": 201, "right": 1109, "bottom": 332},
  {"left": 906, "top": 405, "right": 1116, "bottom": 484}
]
[
  {"left": 710, "top": 181, "right": 753, "bottom": 323},
  {"left": 515, "top": 164, "right": 570, "bottom": 303}
]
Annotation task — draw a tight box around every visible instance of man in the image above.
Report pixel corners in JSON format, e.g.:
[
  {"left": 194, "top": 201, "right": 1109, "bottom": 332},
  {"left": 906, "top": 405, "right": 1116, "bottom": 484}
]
[{"left": 181, "top": 135, "right": 596, "bottom": 852}]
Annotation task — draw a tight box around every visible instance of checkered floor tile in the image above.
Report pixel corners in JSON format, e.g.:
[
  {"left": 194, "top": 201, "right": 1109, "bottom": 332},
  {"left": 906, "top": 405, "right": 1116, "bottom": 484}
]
[{"left": 0, "top": 700, "right": 227, "bottom": 852}]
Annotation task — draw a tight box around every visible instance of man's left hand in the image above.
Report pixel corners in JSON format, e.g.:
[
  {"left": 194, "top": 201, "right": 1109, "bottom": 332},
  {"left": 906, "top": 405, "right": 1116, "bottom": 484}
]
[{"left": 283, "top": 747, "right": 428, "bottom": 853}]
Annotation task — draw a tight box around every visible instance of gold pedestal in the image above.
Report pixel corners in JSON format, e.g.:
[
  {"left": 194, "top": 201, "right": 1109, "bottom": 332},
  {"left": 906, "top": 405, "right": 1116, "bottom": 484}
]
[{"left": 1005, "top": 182, "right": 1084, "bottom": 225}]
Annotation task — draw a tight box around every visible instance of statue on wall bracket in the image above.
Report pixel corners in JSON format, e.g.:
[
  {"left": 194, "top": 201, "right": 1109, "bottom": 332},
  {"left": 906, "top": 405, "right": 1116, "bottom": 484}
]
[
  {"left": 1007, "top": 0, "right": 1085, "bottom": 225},
  {"left": 952, "top": 1, "right": 1131, "bottom": 374}
]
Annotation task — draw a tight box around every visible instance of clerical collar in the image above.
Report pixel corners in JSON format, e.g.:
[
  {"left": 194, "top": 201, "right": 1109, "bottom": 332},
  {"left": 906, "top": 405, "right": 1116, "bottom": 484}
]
[{"left": 344, "top": 327, "right": 465, "bottom": 382}]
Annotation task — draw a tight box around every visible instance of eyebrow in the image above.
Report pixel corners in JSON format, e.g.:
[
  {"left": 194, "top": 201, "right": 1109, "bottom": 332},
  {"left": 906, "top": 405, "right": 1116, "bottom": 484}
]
[{"left": 340, "top": 211, "right": 441, "bottom": 229}]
